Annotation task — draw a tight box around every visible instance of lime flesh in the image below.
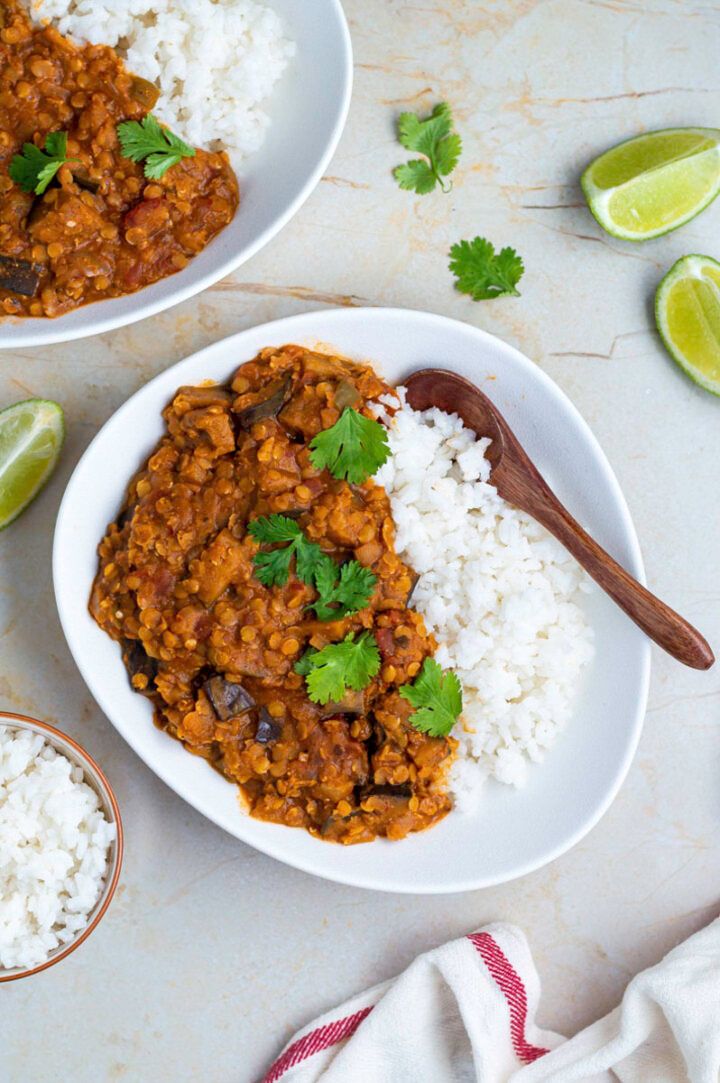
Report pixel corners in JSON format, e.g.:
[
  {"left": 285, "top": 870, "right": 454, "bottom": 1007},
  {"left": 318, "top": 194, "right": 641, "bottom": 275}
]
[
  {"left": 655, "top": 255, "right": 720, "bottom": 396},
  {"left": 0, "top": 399, "right": 65, "bottom": 529},
  {"left": 582, "top": 128, "right": 720, "bottom": 241}
]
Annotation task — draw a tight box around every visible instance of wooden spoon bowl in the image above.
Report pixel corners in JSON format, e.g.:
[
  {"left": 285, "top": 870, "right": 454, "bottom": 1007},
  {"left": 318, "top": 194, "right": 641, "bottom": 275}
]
[{"left": 405, "top": 368, "right": 714, "bottom": 671}]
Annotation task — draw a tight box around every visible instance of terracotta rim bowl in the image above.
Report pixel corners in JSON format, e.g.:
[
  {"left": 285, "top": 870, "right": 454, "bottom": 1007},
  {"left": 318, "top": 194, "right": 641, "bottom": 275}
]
[{"left": 0, "top": 712, "right": 123, "bottom": 982}]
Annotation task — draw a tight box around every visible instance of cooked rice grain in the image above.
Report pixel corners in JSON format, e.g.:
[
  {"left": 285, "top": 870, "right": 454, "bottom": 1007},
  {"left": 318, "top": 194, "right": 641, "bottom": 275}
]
[
  {"left": 375, "top": 394, "right": 594, "bottom": 807},
  {"left": 0, "top": 726, "right": 116, "bottom": 971},
  {"left": 30, "top": 0, "right": 295, "bottom": 166}
]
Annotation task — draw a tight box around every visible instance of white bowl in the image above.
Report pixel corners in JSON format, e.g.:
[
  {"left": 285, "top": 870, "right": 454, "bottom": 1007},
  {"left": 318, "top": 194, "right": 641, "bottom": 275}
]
[
  {"left": 53, "top": 308, "right": 650, "bottom": 893},
  {"left": 0, "top": 712, "right": 123, "bottom": 981},
  {"left": 0, "top": 1, "right": 352, "bottom": 349}
]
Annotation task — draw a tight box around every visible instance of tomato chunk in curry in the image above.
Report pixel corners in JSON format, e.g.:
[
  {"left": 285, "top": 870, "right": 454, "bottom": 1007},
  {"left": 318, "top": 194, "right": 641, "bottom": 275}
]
[
  {"left": 90, "top": 346, "right": 454, "bottom": 843},
  {"left": 0, "top": 0, "right": 238, "bottom": 318}
]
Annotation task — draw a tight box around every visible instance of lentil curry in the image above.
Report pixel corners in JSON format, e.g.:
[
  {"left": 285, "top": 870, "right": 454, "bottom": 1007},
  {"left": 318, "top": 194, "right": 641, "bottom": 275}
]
[
  {"left": 90, "top": 346, "right": 455, "bottom": 843},
  {"left": 0, "top": 0, "right": 238, "bottom": 318}
]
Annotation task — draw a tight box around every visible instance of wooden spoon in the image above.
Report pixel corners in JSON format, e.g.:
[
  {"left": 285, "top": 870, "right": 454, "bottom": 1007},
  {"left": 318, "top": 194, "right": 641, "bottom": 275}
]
[{"left": 404, "top": 369, "right": 714, "bottom": 671}]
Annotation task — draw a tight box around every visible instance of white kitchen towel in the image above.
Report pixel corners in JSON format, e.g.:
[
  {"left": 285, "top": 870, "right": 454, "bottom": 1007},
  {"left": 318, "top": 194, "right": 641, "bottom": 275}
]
[{"left": 259, "top": 916, "right": 720, "bottom": 1083}]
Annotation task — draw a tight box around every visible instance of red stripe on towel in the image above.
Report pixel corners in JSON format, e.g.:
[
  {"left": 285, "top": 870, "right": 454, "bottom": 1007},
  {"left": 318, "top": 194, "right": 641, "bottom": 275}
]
[
  {"left": 468, "top": 932, "right": 549, "bottom": 1064},
  {"left": 261, "top": 1005, "right": 372, "bottom": 1083}
]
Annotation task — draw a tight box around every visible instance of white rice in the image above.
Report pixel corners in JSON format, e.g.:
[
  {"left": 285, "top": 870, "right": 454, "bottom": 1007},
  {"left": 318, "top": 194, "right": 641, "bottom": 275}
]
[
  {"left": 29, "top": 0, "right": 295, "bottom": 167},
  {"left": 375, "top": 394, "right": 594, "bottom": 808},
  {"left": 0, "top": 726, "right": 116, "bottom": 971}
]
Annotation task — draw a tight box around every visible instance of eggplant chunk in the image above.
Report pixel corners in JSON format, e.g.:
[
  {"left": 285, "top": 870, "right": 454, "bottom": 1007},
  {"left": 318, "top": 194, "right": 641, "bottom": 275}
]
[
  {"left": 255, "top": 707, "right": 281, "bottom": 745},
  {"left": 236, "top": 377, "right": 291, "bottom": 429},
  {"left": 365, "top": 782, "right": 412, "bottom": 799},
  {"left": 204, "top": 675, "right": 255, "bottom": 721},
  {"left": 319, "top": 690, "right": 365, "bottom": 718},
  {"left": 116, "top": 504, "right": 136, "bottom": 530},
  {"left": 405, "top": 571, "right": 420, "bottom": 606},
  {"left": 73, "top": 171, "right": 101, "bottom": 195},
  {"left": 0, "top": 255, "right": 41, "bottom": 297},
  {"left": 122, "top": 639, "right": 157, "bottom": 696}
]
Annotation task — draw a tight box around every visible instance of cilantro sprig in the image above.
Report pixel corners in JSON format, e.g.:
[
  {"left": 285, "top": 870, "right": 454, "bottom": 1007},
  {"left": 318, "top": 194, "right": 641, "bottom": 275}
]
[
  {"left": 294, "top": 632, "right": 381, "bottom": 705},
  {"left": 309, "top": 408, "right": 390, "bottom": 485},
  {"left": 248, "top": 515, "right": 324, "bottom": 587},
  {"left": 311, "top": 560, "right": 377, "bottom": 622},
  {"left": 248, "top": 514, "right": 376, "bottom": 621},
  {"left": 294, "top": 648, "right": 318, "bottom": 677},
  {"left": 400, "top": 658, "right": 462, "bottom": 738},
  {"left": 449, "top": 237, "right": 524, "bottom": 301},
  {"left": 117, "top": 114, "right": 195, "bottom": 180},
  {"left": 393, "top": 102, "right": 462, "bottom": 195},
  {"left": 9, "top": 132, "right": 78, "bottom": 196}
]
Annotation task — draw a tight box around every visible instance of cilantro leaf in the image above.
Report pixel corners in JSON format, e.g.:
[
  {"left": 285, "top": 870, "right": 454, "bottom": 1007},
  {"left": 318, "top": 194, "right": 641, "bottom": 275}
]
[
  {"left": 311, "top": 560, "right": 377, "bottom": 622},
  {"left": 248, "top": 515, "right": 302, "bottom": 545},
  {"left": 294, "top": 648, "right": 318, "bottom": 677},
  {"left": 434, "top": 131, "right": 462, "bottom": 177},
  {"left": 9, "top": 131, "right": 78, "bottom": 195},
  {"left": 394, "top": 159, "right": 437, "bottom": 195},
  {"left": 313, "top": 554, "right": 342, "bottom": 601},
  {"left": 294, "top": 538, "right": 327, "bottom": 584},
  {"left": 449, "top": 237, "right": 524, "bottom": 301},
  {"left": 333, "top": 562, "right": 377, "bottom": 613},
  {"left": 44, "top": 132, "right": 68, "bottom": 159},
  {"left": 309, "top": 408, "right": 390, "bottom": 484},
  {"left": 398, "top": 103, "right": 452, "bottom": 162},
  {"left": 249, "top": 516, "right": 377, "bottom": 620},
  {"left": 253, "top": 545, "right": 295, "bottom": 587},
  {"left": 399, "top": 658, "right": 462, "bottom": 738},
  {"left": 298, "top": 632, "right": 381, "bottom": 705},
  {"left": 117, "top": 114, "right": 195, "bottom": 180},
  {"left": 248, "top": 514, "right": 324, "bottom": 588},
  {"left": 393, "top": 102, "right": 462, "bottom": 195}
]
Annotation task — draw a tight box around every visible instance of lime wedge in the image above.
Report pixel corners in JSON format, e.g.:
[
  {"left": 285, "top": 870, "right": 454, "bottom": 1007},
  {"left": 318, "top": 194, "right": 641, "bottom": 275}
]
[
  {"left": 0, "top": 399, "right": 65, "bottom": 529},
  {"left": 581, "top": 128, "right": 720, "bottom": 241},
  {"left": 655, "top": 254, "right": 720, "bottom": 396}
]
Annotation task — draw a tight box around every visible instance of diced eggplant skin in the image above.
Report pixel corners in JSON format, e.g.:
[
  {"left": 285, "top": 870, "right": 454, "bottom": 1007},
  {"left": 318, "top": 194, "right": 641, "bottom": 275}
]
[
  {"left": 364, "top": 782, "right": 412, "bottom": 799},
  {"left": 0, "top": 255, "right": 41, "bottom": 297},
  {"left": 236, "top": 377, "right": 292, "bottom": 429},
  {"left": 320, "top": 809, "right": 361, "bottom": 836},
  {"left": 405, "top": 571, "right": 420, "bottom": 606},
  {"left": 204, "top": 675, "right": 255, "bottom": 721},
  {"left": 302, "top": 352, "right": 351, "bottom": 381},
  {"left": 73, "top": 172, "right": 101, "bottom": 195},
  {"left": 255, "top": 708, "right": 281, "bottom": 745},
  {"left": 319, "top": 690, "right": 365, "bottom": 718},
  {"left": 116, "top": 504, "right": 136, "bottom": 530},
  {"left": 25, "top": 197, "right": 46, "bottom": 231},
  {"left": 122, "top": 639, "right": 157, "bottom": 695}
]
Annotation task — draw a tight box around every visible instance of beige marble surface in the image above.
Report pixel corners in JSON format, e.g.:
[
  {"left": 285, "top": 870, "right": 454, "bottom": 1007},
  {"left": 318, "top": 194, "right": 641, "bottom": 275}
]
[{"left": 2, "top": 1, "right": 720, "bottom": 1080}]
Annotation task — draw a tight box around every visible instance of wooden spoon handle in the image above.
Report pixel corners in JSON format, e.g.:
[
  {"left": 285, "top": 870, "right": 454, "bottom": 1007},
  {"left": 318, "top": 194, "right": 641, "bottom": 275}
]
[{"left": 507, "top": 469, "right": 714, "bottom": 670}]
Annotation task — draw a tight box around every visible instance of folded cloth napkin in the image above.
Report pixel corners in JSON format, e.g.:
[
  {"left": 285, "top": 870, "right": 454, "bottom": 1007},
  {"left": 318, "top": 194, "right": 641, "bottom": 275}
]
[{"left": 259, "top": 916, "right": 720, "bottom": 1083}]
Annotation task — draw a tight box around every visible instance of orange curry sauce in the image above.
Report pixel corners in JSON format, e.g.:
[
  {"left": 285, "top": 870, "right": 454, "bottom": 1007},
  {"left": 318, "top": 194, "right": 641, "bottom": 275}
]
[
  {"left": 0, "top": 0, "right": 238, "bottom": 318},
  {"left": 90, "top": 346, "right": 455, "bottom": 843}
]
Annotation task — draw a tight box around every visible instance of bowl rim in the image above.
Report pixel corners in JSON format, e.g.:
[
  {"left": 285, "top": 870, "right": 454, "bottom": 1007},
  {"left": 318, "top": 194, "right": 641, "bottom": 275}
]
[
  {"left": 52, "top": 307, "right": 651, "bottom": 893},
  {"left": 0, "top": 0, "right": 353, "bottom": 349},
  {"left": 0, "top": 710, "right": 124, "bottom": 983}
]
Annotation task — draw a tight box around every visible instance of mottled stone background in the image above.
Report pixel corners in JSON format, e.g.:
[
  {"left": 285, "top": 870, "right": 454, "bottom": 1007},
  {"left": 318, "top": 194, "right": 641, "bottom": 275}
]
[{"left": 2, "top": 2, "right": 719, "bottom": 1080}]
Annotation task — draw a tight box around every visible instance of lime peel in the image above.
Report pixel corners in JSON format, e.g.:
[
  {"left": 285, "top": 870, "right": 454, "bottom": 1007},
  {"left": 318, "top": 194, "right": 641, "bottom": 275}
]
[
  {"left": 655, "top": 254, "right": 720, "bottom": 397},
  {"left": 0, "top": 398, "right": 65, "bottom": 529},
  {"left": 582, "top": 127, "right": 720, "bottom": 241}
]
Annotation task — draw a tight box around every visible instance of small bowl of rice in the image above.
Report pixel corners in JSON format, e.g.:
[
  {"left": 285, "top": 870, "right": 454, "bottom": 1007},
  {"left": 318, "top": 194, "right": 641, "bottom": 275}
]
[{"left": 0, "top": 712, "right": 123, "bottom": 982}]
